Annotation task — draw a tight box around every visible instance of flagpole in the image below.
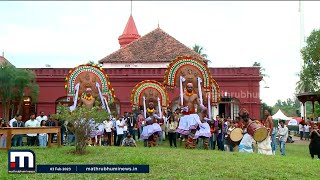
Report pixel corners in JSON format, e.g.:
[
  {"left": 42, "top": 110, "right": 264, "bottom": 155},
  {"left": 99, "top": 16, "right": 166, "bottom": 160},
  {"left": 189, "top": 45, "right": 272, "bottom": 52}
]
[{"left": 299, "top": 0, "right": 305, "bottom": 119}]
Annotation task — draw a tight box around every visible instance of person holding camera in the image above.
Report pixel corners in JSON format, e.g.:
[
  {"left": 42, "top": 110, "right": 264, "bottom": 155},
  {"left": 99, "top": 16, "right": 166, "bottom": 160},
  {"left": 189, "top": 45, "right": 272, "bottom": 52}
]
[{"left": 309, "top": 125, "right": 320, "bottom": 160}]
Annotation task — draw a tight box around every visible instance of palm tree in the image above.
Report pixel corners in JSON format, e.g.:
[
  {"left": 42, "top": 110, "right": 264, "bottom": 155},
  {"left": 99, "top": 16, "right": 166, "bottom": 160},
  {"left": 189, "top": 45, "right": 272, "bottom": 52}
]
[
  {"left": 192, "top": 44, "right": 208, "bottom": 58},
  {"left": 87, "top": 60, "right": 95, "bottom": 65},
  {"left": 296, "top": 65, "right": 318, "bottom": 93}
]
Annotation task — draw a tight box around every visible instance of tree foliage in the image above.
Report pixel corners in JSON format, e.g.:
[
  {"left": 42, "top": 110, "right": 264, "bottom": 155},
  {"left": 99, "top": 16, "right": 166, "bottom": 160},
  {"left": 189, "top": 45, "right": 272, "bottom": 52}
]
[
  {"left": 192, "top": 44, "right": 208, "bottom": 59},
  {"left": 299, "top": 28, "right": 320, "bottom": 92},
  {"left": 52, "top": 104, "right": 110, "bottom": 154},
  {"left": 296, "top": 65, "right": 318, "bottom": 93},
  {"left": 271, "top": 97, "right": 320, "bottom": 118},
  {"left": 260, "top": 100, "right": 272, "bottom": 119},
  {"left": 0, "top": 62, "right": 39, "bottom": 120},
  {"left": 272, "top": 98, "right": 301, "bottom": 117}
]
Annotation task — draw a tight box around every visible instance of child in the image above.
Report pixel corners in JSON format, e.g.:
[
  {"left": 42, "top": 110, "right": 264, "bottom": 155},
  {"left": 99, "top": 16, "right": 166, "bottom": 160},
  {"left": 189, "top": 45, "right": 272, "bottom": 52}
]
[{"left": 0, "top": 118, "right": 9, "bottom": 148}]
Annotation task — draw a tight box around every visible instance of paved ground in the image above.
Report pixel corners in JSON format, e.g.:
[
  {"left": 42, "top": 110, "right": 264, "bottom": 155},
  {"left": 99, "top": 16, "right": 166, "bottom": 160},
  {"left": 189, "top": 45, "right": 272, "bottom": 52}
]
[{"left": 291, "top": 136, "right": 310, "bottom": 145}]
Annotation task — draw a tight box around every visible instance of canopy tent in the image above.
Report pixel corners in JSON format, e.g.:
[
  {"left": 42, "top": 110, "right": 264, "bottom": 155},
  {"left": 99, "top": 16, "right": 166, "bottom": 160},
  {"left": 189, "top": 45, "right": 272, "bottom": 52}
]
[
  {"left": 272, "top": 109, "right": 291, "bottom": 120},
  {"left": 287, "top": 119, "right": 299, "bottom": 125}
]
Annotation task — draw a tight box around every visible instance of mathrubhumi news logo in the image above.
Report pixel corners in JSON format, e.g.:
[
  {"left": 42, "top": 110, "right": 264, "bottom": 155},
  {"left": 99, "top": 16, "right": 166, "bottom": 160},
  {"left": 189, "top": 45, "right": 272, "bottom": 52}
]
[{"left": 8, "top": 150, "right": 36, "bottom": 174}]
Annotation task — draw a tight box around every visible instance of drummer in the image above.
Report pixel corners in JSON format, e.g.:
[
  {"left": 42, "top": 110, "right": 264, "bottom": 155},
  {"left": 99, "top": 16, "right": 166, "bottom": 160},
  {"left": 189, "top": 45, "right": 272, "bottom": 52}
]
[
  {"left": 257, "top": 110, "right": 273, "bottom": 155},
  {"left": 239, "top": 108, "right": 272, "bottom": 155},
  {"left": 265, "top": 109, "right": 276, "bottom": 155},
  {"left": 225, "top": 121, "right": 236, "bottom": 152}
]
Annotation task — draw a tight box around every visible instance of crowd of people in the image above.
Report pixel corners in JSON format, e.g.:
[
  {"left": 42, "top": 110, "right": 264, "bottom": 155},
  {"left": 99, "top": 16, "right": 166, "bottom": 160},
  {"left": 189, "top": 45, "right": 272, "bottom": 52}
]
[
  {"left": 299, "top": 121, "right": 312, "bottom": 141},
  {"left": 1, "top": 83, "right": 320, "bottom": 160},
  {"left": 0, "top": 112, "right": 60, "bottom": 148}
]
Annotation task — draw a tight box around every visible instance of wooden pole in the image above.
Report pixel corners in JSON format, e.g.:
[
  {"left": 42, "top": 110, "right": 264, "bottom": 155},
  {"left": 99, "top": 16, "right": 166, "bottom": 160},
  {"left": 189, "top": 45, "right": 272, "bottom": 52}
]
[
  {"left": 6, "top": 129, "right": 12, "bottom": 150},
  {"left": 312, "top": 100, "right": 315, "bottom": 120}
]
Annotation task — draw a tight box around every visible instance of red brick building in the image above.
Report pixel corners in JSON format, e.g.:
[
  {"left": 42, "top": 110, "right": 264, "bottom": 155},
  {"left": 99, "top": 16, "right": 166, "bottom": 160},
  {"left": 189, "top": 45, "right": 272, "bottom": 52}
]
[{"left": 0, "top": 15, "right": 262, "bottom": 120}]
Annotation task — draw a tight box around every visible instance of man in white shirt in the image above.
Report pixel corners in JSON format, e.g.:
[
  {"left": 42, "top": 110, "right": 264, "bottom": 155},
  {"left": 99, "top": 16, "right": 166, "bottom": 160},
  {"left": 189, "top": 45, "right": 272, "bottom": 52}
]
[
  {"left": 36, "top": 111, "right": 48, "bottom": 123},
  {"left": 122, "top": 112, "right": 128, "bottom": 138},
  {"left": 25, "top": 113, "right": 40, "bottom": 146},
  {"left": 103, "top": 118, "right": 113, "bottom": 146},
  {"left": 304, "top": 122, "right": 311, "bottom": 141},
  {"left": 11, "top": 115, "right": 24, "bottom": 146},
  {"left": 116, "top": 118, "right": 124, "bottom": 146},
  {"left": 299, "top": 122, "right": 304, "bottom": 140},
  {"left": 277, "top": 120, "right": 289, "bottom": 156},
  {"left": 9, "top": 114, "right": 21, "bottom": 127}
]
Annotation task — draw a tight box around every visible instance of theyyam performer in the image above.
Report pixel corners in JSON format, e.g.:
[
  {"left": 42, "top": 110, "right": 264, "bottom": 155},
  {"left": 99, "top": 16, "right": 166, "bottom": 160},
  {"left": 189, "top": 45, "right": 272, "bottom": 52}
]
[
  {"left": 131, "top": 80, "right": 169, "bottom": 147},
  {"left": 80, "top": 88, "right": 96, "bottom": 109},
  {"left": 176, "top": 82, "right": 203, "bottom": 148},
  {"left": 163, "top": 56, "right": 219, "bottom": 149},
  {"left": 65, "top": 63, "right": 116, "bottom": 146},
  {"left": 66, "top": 63, "right": 115, "bottom": 113},
  {"left": 140, "top": 101, "right": 163, "bottom": 147}
]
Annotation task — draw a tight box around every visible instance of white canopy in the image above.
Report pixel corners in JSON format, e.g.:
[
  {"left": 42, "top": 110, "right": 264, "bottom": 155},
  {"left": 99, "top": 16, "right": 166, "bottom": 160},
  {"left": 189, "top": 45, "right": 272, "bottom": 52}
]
[
  {"left": 287, "top": 119, "right": 298, "bottom": 125},
  {"left": 272, "top": 109, "right": 291, "bottom": 120}
]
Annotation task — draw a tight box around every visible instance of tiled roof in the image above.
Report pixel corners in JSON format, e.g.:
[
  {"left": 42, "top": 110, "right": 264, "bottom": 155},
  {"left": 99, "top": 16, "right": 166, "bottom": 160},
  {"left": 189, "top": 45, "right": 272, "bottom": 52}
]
[
  {"left": 0, "top": 56, "right": 12, "bottom": 66},
  {"left": 99, "top": 28, "right": 207, "bottom": 63}
]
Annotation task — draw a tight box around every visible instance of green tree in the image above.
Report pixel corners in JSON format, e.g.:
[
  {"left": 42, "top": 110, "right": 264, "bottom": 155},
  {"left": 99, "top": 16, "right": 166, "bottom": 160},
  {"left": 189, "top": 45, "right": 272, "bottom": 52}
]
[
  {"left": 296, "top": 65, "right": 318, "bottom": 93},
  {"left": 272, "top": 98, "right": 308, "bottom": 117},
  {"left": 53, "top": 104, "right": 110, "bottom": 154},
  {"left": 192, "top": 44, "right": 208, "bottom": 59},
  {"left": 300, "top": 28, "right": 320, "bottom": 90},
  {"left": 87, "top": 60, "right": 95, "bottom": 65},
  {"left": 260, "top": 100, "right": 272, "bottom": 119},
  {"left": 15, "top": 68, "right": 39, "bottom": 114},
  {"left": 0, "top": 63, "right": 16, "bottom": 120},
  {"left": 0, "top": 63, "right": 39, "bottom": 120}
]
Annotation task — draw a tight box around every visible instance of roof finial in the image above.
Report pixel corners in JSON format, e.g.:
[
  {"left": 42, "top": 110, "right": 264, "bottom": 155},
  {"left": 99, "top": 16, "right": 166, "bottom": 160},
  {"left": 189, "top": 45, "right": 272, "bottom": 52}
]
[
  {"left": 130, "top": 0, "right": 133, "bottom": 15},
  {"left": 158, "top": 20, "right": 160, "bottom": 28},
  {"left": 2, "top": 50, "right": 4, "bottom": 57}
]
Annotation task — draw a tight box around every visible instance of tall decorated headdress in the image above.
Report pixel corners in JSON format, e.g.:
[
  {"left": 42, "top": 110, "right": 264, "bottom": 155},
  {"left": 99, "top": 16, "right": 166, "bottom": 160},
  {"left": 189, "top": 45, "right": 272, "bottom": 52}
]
[
  {"left": 65, "top": 63, "right": 115, "bottom": 111},
  {"left": 131, "top": 80, "right": 169, "bottom": 118},
  {"left": 163, "top": 56, "right": 220, "bottom": 118},
  {"left": 210, "top": 76, "right": 221, "bottom": 105}
]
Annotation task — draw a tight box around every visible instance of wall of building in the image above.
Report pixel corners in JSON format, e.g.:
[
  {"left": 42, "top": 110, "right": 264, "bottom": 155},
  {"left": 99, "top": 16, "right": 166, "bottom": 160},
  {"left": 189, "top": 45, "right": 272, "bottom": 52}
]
[{"left": 25, "top": 67, "right": 261, "bottom": 120}]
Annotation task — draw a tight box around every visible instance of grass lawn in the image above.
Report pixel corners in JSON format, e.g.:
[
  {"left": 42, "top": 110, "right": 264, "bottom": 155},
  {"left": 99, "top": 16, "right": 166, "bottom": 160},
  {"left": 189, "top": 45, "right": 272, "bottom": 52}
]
[{"left": 0, "top": 141, "right": 318, "bottom": 180}]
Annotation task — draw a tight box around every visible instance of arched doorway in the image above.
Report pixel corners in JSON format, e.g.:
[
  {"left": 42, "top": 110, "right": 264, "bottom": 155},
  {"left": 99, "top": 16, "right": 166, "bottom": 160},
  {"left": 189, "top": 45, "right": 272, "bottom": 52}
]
[
  {"left": 22, "top": 96, "right": 36, "bottom": 121},
  {"left": 55, "top": 96, "right": 73, "bottom": 113},
  {"left": 219, "top": 94, "right": 240, "bottom": 120}
]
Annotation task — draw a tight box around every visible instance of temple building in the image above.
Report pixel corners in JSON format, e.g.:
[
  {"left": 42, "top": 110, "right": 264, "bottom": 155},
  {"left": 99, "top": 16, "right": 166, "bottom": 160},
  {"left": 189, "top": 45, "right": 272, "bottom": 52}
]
[{"left": 1, "top": 15, "right": 262, "bottom": 120}]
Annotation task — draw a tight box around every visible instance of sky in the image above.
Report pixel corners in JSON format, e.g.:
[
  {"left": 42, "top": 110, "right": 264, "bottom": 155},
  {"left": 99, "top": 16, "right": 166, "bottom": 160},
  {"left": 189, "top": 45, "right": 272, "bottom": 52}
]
[{"left": 0, "top": 1, "right": 319, "bottom": 107}]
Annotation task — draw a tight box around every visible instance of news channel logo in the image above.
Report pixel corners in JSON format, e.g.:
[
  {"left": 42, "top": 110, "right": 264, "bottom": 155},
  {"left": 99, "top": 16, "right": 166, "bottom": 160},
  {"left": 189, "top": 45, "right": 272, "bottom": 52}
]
[{"left": 8, "top": 149, "right": 36, "bottom": 174}]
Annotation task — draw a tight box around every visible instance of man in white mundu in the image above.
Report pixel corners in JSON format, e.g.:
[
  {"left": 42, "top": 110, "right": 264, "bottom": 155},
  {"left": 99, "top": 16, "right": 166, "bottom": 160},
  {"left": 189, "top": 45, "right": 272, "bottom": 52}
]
[{"left": 176, "top": 83, "right": 202, "bottom": 148}]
